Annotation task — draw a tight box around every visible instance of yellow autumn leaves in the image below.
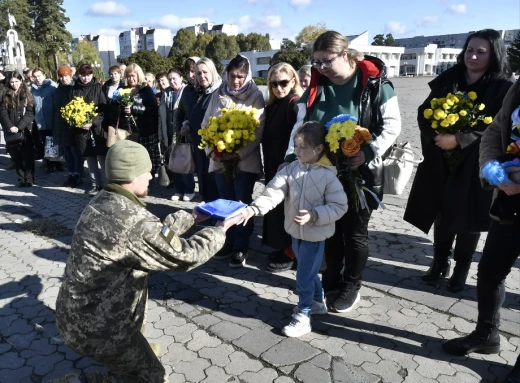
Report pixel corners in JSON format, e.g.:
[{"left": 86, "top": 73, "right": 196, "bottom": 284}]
[
  {"left": 198, "top": 104, "right": 260, "bottom": 154},
  {"left": 422, "top": 91, "right": 492, "bottom": 134},
  {"left": 60, "top": 97, "right": 98, "bottom": 128}
]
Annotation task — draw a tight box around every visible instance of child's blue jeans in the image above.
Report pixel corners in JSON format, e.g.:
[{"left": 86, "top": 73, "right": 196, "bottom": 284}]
[{"left": 292, "top": 237, "right": 325, "bottom": 317}]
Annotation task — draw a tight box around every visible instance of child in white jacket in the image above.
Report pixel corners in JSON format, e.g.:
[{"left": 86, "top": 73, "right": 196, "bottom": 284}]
[{"left": 241, "top": 121, "right": 348, "bottom": 337}]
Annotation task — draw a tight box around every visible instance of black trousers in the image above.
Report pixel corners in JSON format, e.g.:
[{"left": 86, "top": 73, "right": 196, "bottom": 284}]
[
  {"left": 476, "top": 219, "right": 520, "bottom": 331},
  {"left": 8, "top": 138, "right": 35, "bottom": 184},
  {"left": 433, "top": 217, "right": 481, "bottom": 263},
  {"left": 323, "top": 207, "right": 372, "bottom": 289},
  {"left": 193, "top": 147, "right": 217, "bottom": 202}
]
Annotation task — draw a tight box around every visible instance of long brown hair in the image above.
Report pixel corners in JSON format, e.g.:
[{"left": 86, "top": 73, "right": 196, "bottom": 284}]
[{"left": 2, "top": 72, "right": 33, "bottom": 108}]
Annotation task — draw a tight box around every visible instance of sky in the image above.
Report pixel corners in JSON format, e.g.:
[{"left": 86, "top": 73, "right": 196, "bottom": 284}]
[{"left": 63, "top": 0, "right": 520, "bottom": 54}]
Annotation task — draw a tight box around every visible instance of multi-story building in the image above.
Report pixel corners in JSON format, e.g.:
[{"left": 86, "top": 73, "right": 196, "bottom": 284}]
[
  {"left": 118, "top": 27, "right": 172, "bottom": 59},
  {"left": 186, "top": 21, "right": 238, "bottom": 36},
  {"left": 395, "top": 29, "right": 520, "bottom": 49},
  {"left": 72, "top": 34, "right": 117, "bottom": 74},
  {"left": 399, "top": 44, "right": 461, "bottom": 76}
]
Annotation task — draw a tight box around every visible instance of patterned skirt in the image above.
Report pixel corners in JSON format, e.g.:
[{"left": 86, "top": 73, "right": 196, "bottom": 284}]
[{"left": 139, "top": 133, "right": 161, "bottom": 174}]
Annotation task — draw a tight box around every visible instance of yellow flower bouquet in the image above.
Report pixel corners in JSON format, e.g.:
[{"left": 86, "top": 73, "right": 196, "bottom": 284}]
[
  {"left": 423, "top": 91, "right": 493, "bottom": 170},
  {"left": 198, "top": 103, "right": 260, "bottom": 178},
  {"left": 60, "top": 97, "right": 98, "bottom": 129},
  {"left": 325, "top": 114, "right": 375, "bottom": 212}
]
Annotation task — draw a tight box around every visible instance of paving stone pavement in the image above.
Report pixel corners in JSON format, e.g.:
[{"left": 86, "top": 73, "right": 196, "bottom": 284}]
[{"left": 0, "top": 77, "right": 518, "bottom": 383}]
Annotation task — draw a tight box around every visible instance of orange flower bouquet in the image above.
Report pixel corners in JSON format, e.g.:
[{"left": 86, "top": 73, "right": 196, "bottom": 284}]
[{"left": 325, "top": 114, "right": 373, "bottom": 212}]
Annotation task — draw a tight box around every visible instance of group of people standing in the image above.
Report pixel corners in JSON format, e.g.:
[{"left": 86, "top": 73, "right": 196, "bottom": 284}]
[{"left": 2, "top": 26, "right": 519, "bottom": 382}]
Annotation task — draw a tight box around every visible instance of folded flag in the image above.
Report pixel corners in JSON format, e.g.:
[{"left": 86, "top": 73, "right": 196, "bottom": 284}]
[{"left": 196, "top": 199, "right": 247, "bottom": 220}]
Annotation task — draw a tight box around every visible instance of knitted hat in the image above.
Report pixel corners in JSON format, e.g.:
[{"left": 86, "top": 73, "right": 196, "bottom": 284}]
[
  {"left": 105, "top": 140, "right": 152, "bottom": 182},
  {"left": 58, "top": 65, "right": 73, "bottom": 77}
]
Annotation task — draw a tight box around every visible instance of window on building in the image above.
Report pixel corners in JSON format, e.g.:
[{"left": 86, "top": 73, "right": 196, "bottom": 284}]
[{"left": 257, "top": 57, "right": 271, "bottom": 65}]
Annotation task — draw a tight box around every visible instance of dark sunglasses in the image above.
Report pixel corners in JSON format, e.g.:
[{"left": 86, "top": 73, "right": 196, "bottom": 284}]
[{"left": 270, "top": 79, "right": 292, "bottom": 88}]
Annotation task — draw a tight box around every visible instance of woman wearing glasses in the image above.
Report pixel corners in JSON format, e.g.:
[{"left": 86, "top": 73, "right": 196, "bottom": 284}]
[
  {"left": 262, "top": 63, "right": 303, "bottom": 272},
  {"left": 283, "top": 31, "right": 401, "bottom": 313}
]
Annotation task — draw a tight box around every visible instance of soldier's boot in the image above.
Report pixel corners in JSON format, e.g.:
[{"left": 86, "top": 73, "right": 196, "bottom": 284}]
[
  {"left": 150, "top": 343, "right": 161, "bottom": 356},
  {"left": 44, "top": 374, "right": 83, "bottom": 383}
]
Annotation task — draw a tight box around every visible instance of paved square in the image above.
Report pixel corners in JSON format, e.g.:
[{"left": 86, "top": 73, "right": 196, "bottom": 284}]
[{"left": 0, "top": 77, "right": 518, "bottom": 382}]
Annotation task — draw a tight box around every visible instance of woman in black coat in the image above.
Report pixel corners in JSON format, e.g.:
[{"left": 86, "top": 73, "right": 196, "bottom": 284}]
[
  {"left": 120, "top": 63, "right": 159, "bottom": 176},
  {"left": 261, "top": 63, "right": 302, "bottom": 272},
  {"left": 404, "top": 29, "right": 514, "bottom": 292},
  {"left": 71, "top": 64, "right": 107, "bottom": 195},
  {"left": 0, "top": 72, "right": 35, "bottom": 186}
]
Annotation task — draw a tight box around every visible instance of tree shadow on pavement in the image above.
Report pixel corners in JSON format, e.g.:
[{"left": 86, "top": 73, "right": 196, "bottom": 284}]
[{"left": 314, "top": 313, "right": 514, "bottom": 382}]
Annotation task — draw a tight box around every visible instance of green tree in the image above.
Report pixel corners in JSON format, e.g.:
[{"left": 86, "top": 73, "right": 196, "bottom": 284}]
[
  {"left": 123, "top": 50, "right": 169, "bottom": 74},
  {"left": 295, "top": 23, "right": 327, "bottom": 47},
  {"left": 281, "top": 38, "right": 297, "bottom": 50},
  {"left": 69, "top": 40, "right": 103, "bottom": 75},
  {"left": 193, "top": 33, "right": 213, "bottom": 56},
  {"left": 168, "top": 28, "right": 196, "bottom": 58},
  {"left": 205, "top": 33, "right": 239, "bottom": 72},
  {"left": 236, "top": 32, "right": 271, "bottom": 52},
  {"left": 236, "top": 33, "right": 248, "bottom": 51},
  {"left": 30, "top": 0, "right": 72, "bottom": 75},
  {"left": 0, "top": 0, "right": 39, "bottom": 69},
  {"left": 507, "top": 31, "right": 520, "bottom": 72},
  {"left": 270, "top": 48, "right": 308, "bottom": 72},
  {"left": 384, "top": 33, "right": 395, "bottom": 46},
  {"left": 372, "top": 34, "right": 385, "bottom": 46}
]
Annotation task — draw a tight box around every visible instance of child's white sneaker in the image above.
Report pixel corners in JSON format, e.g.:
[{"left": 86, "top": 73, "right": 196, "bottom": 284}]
[
  {"left": 282, "top": 312, "right": 311, "bottom": 337},
  {"left": 311, "top": 298, "right": 328, "bottom": 315},
  {"left": 171, "top": 193, "right": 182, "bottom": 201}
]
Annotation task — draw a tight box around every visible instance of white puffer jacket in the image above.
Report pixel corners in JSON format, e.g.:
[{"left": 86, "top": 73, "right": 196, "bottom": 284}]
[{"left": 250, "top": 156, "right": 348, "bottom": 242}]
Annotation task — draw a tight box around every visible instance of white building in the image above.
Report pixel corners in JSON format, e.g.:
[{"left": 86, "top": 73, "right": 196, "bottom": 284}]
[
  {"left": 348, "top": 31, "right": 405, "bottom": 78},
  {"left": 73, "top": 34, "right": 117, "bottom": 73},
  {"left": 187, "top": 21, "right": 238, "bottom": 36},
  {"left": 399, "top": 44, "right": 461, "bottom": 76},
  {"left": 238, "top": 50, "right": 278, "bottom": 78},
  {"left": 119, "top": 27, "right": 172, "bottom": 59},
  {"left": 395, "top": 29, "right": 520, "bottom": 49}
]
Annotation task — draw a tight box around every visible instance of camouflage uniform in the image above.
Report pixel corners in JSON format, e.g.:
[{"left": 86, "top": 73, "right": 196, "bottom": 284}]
[{"left": 56, "top": 184, "right": 226, "bottom": 383}]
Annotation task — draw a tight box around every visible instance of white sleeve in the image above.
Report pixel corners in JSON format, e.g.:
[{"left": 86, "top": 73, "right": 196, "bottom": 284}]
[
  {"left": 285, "top": 103, "right": 307, "bottom": 157},
  {"left": 369, "top": 96, "right": 401, "bottom": 157}
]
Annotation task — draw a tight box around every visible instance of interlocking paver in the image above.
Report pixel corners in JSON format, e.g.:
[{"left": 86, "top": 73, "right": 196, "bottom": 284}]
[{"left": 0, "top": 77, "right": 518, "bottom": 382}]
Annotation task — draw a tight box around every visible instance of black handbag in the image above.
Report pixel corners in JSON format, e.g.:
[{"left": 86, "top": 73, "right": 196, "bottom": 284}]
[{"left": 4, "top": 130, "right": 24, "bottom": 146}]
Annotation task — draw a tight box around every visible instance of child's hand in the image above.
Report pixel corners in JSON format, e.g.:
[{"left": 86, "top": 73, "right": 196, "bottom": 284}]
[
  {"left": 294, "top": 210, "right": 311, "bottom": 225},
  {"left": 240, "top": 206, "right": 255, "bottom": 226}
]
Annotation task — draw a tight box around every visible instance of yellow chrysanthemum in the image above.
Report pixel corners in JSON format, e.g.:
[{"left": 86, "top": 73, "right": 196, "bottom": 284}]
[
  {"left": 468, "top": 91, "right": 477, "bottom": 101},
  {"left": 478, "top": 103, "right": 485, "bottom": 111},
  {"left": 483, "top": 116, "right": 493, "bottom": 124},
  {"left": 459, "top": 110, "right": 467, "bottom": 117},
  {"left": 423, "top": 109, "right": 433, "bottom": 119},
  {"left": 431, "top": 121, "right": 438, "bottom": 129},
  {"left": 440, "top": 119, "right": 450, "bottom": 128},
  {"left": 433, "top": 109, "right": 446, "bottom": 120}
]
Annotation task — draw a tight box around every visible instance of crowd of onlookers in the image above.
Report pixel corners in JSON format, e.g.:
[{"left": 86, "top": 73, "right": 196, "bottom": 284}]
[{"left": 1, "top": 27, "right": 520, "bottom": 380}]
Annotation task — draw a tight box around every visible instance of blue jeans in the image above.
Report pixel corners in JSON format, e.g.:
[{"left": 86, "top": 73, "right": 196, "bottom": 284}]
[
  {"left": 214, "top": 172, "right": 257, "bottom": 250},
  {"left": 172, "top": 173, "right": 195, "bottom": 194},
  {"left": 86, "top": 155, "right": 106, "bottom": 187},
  {"left": 62, "top": 144, "right": 83, "bottom": 174},
  {"left": 292, "top": 237, "right": 325, "bottom": 317}
]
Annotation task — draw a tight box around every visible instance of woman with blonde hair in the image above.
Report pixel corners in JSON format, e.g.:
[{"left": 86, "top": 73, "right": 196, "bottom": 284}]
[
  {"left": 298, "top": 64, "right": 311, "bottom": 91},
  {"left": 262, "top": 62, "right": 303, "bottom": 272},
  {"left": 179, "top": 57, "right": 222, "bottom": 202},
  {"left": 109, "top": 63, "right": 160, "bottom": 177}
]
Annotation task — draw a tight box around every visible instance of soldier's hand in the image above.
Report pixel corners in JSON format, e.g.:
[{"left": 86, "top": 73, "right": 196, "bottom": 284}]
[
  {"left": 192, "top": 203, "right": 210, "bottom": 224},
  {"left": 216, "top": 215, "right": 244, "bottom": 232}
]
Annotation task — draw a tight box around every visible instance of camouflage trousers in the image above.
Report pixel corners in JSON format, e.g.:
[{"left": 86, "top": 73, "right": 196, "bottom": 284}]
[{"left": 82, "top": 331, "right": 166, "bottom": 383}]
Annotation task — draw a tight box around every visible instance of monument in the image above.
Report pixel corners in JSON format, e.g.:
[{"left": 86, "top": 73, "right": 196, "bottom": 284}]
[{"left": 0, "top": 10, "right": 27, "bottom": 72}]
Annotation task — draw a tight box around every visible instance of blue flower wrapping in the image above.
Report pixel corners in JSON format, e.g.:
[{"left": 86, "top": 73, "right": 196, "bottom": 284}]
[
  {"left": 481, "top": 158, "right": 520, "bottom": 185},
  {"left": 324, "top": 114, "right": 358, "bottom": 130}
]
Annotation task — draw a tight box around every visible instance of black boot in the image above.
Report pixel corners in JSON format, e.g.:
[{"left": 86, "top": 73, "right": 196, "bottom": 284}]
[
  {"left": 421, "top": 258, "right": 451, "bottom": 283},
  {"left": 442, "top": 324, "right": 500, "bottom": 356},
  {"left": 504, "top": 355, "right": 520, "bottom": 383},
  {"left": 447, "top": 261, "right": 471, "bottom": 292}
]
